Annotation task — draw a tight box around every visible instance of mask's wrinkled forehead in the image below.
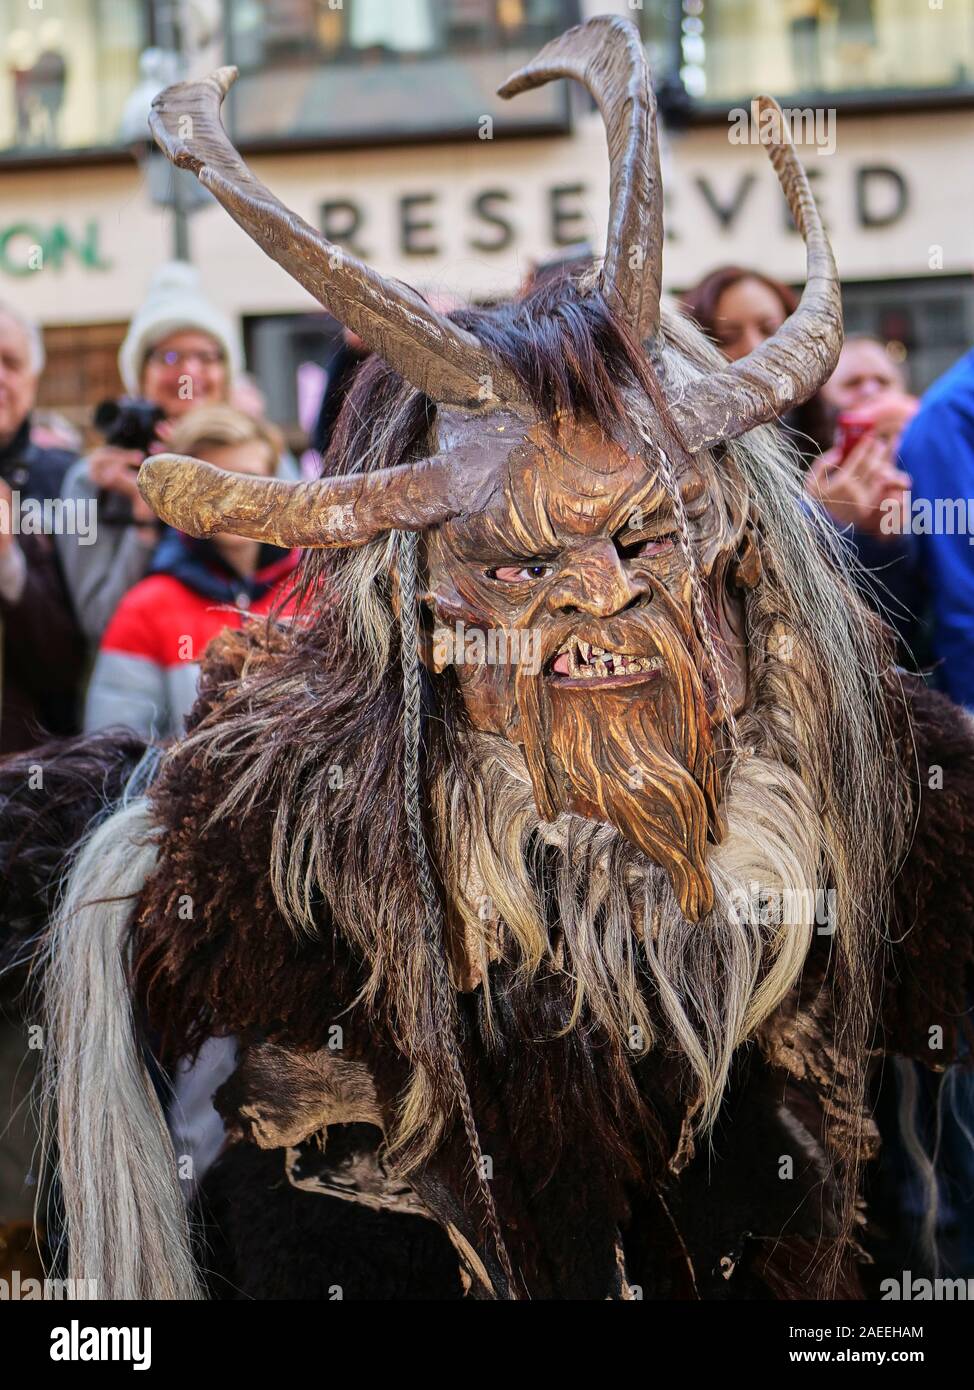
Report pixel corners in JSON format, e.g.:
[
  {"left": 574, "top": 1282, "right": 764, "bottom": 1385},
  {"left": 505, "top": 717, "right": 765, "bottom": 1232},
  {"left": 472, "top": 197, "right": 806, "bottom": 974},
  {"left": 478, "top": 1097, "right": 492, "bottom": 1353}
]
[
  {"left": 441, "top": 414, "right": 683, "bottom": 556},
  {"left": 441, "top": 413, "right": 725, "bottom": 565}
]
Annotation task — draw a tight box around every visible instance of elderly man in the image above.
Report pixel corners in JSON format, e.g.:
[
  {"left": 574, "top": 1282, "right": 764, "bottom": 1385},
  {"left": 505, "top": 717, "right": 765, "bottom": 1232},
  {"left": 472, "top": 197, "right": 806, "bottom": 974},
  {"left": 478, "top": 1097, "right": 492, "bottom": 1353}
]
[
  {"left": 0, "top": 303, "right": 86, "bottom": 1264},
  {"left": 0, "top": 302, "right": 84, "bottom": 755}
]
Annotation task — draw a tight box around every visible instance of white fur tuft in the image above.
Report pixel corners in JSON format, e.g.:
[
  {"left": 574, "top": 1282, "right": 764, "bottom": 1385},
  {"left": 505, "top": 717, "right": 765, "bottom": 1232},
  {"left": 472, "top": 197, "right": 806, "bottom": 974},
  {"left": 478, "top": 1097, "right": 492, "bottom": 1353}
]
[{"left": 41, "top": 797, "right": 203, "bottom": 1300}]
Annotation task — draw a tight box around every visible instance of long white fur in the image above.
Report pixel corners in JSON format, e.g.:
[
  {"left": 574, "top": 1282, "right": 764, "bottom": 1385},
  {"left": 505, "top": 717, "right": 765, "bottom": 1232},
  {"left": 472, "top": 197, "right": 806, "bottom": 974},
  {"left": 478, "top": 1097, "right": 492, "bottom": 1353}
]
[{"left": 40, "top": 797, "right": 203, "bottom": 1300}]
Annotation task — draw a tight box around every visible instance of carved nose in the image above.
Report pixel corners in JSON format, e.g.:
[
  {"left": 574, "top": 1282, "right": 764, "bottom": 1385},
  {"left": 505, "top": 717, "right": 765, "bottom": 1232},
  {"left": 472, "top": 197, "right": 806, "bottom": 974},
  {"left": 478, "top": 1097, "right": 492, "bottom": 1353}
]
[{"left": 546, "top": 540, "right": 647, "bottom": 618}]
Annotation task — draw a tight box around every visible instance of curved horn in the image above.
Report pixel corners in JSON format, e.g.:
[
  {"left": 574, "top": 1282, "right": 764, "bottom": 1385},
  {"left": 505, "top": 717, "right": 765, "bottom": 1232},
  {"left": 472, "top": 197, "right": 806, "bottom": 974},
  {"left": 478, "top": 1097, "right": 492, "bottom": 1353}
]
[
  {"left": 138, "top": 454, "right": 465, "bottom": 549},
  {"left": 498, "top": 15, "right": 663, "bottom": 345},
  {"left": 668, "top": 97, "right": 843, "bottom": 454},
  {"left": 138, "top": 410, "right": 518, "bottom": 548},
  {"left": 149, "top": 68, "right": 524, "bottom": 409}
]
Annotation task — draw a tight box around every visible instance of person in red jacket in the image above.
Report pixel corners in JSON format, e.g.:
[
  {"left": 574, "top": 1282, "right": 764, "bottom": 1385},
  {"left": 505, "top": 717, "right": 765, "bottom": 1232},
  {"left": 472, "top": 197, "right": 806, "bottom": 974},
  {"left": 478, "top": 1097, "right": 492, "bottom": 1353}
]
[{"left": 84, "top": 406, "right": 301, "bottom": 741}]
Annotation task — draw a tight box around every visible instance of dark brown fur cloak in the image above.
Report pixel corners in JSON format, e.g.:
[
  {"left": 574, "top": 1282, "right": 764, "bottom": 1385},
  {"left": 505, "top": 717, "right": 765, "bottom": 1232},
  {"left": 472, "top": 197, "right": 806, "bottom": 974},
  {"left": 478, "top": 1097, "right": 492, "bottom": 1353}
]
[
  {"left": 108, "top": 621, "right": 973, "bottom": 1302},
  {"left": 1, "top": 625, "right": 971, "bottom": 1299}
]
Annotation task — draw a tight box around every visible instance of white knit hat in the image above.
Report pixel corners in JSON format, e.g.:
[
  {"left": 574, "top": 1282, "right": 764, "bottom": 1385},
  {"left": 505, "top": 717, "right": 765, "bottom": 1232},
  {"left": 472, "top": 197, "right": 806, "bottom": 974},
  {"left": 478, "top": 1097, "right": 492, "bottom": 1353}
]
[{"left": 118, "top": 261, "right": 243, "bottom": 394}]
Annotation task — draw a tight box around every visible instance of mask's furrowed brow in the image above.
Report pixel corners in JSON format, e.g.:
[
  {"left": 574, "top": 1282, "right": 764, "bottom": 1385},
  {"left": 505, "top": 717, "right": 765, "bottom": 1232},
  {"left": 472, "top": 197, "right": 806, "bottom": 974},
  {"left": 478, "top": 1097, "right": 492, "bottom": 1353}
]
[
  {"left": 445, "top": 492, "right": 559, "bottom": 563},
  {"left": 605, "top": 470, "right": 703, "bottom": 535}
]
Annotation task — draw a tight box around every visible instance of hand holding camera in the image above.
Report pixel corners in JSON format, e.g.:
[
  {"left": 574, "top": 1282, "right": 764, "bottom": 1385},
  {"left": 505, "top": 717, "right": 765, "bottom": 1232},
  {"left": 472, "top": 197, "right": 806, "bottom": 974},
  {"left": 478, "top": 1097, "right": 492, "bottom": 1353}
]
[{"left": 89, "top": 398, "right": 168, "bottom": 526}]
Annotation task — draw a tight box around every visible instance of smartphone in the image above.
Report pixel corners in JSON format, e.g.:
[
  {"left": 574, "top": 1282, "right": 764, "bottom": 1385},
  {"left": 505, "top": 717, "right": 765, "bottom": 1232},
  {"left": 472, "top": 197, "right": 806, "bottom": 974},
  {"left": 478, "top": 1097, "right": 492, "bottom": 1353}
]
[{"left": 833, "top": 412, "right": 874, "bottom": 463}]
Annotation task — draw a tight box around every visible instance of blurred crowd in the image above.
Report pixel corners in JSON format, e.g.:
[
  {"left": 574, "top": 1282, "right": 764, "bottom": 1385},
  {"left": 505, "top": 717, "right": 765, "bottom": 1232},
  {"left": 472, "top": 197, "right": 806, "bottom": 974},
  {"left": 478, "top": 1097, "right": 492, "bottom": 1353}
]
[
  {"left": 0, "top": 261, "right": 308, "bottom": 757},
  {"left": 3, "top": 257, "right": 974, "bottom": 763},
  {"left": 681, "top": 264, "right": 973, "bottom": 700}
]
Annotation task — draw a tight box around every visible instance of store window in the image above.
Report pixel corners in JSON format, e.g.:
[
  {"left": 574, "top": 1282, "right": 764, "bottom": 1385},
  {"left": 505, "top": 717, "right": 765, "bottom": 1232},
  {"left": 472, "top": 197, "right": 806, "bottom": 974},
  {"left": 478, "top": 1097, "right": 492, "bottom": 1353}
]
[
  {"left": 36, "top": 321, "right": 127, "bottom": 442},
  {"left": 640, "top": 0, "right": 974, "bottom": 106},
  {"left": 223, "top": 0, "right": 578, "bottom": 146},
  {"left": 0, "top": 0, "right": 149, "bottom": 158}
]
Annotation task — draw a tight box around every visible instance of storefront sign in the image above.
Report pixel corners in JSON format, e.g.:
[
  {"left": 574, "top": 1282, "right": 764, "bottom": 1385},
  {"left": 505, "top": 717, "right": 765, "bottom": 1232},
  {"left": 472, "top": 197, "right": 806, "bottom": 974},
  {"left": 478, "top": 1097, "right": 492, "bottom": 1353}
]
[{"left": 0, "top": 220, "right": 111, "bottom": 277}]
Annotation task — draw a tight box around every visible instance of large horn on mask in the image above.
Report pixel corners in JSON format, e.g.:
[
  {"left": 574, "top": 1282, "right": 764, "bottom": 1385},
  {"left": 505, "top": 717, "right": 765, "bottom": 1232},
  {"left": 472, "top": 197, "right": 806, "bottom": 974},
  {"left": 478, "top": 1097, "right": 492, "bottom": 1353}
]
[
  {"left": 667, "top": 97, "right": 843, "bottom": 454},
  {"left": 137, "top": 414, "right": 515, "bottom": 548},
  {"left": 148, "top": 68, "right": 524, "bottom": 409},
  {"left": 498, "top": 14, "right": 663, "bottom": 347},
  {"left": 138, "top": 454, "right": 455, "bottom": 548}
]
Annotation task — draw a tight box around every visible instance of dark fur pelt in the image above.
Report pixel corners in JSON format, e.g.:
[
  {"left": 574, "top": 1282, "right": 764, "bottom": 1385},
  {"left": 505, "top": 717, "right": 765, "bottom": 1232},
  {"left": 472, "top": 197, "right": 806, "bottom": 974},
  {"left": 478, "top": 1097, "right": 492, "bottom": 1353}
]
[
  {"left": 880, "top": 674, "right": 974, "bottom": 1063},
  {"left": 131, "top": 666, "right": 665, "bottom": 1294},
  {"left": 119, "top": 620, "right": 973, "bottom": 1297},
  {"left": 0, "top": 729, "right": 148, "bottom": 993},
  {"left": 127, "top": 624, "right": 674, "bottom": 1296},
  {"left": 2, "top": 640, "right": 971, "bottom": 1297},
  {"left": 194, "top": 1142, "right": 462, "bottom": 1301}
]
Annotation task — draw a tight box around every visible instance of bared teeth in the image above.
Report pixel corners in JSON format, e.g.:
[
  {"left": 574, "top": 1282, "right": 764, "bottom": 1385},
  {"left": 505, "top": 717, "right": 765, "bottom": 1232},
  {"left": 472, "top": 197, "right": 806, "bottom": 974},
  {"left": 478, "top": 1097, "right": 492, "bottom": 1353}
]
[{"left": 553, "top": 639, "right": 665, "bottom": 679}]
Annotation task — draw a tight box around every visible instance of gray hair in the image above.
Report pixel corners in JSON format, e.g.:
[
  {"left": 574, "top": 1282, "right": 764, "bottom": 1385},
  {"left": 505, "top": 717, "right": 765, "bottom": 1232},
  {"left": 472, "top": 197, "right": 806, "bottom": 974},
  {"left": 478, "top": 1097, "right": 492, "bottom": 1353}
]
[{"left": 0, "top": 300, "right": 45, "bottom": 374}]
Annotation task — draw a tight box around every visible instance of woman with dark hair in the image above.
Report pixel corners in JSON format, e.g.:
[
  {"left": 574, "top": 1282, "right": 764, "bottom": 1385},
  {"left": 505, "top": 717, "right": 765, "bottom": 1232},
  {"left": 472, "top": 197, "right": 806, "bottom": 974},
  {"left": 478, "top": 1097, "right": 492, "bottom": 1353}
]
[
  {"left": 682, "top": 267, "right": 919, "bottom": 658},
  {"left": 680, "top": 265, "right": 798, "bottom": 362},
  {"left": 681, "top": 266, "right": 832, "bottom": 455}
]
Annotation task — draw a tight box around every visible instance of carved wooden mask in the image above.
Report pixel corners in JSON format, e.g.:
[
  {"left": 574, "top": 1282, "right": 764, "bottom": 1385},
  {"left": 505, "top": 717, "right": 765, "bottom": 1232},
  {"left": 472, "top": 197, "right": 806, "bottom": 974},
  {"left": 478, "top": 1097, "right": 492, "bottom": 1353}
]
[{"left": 421, "top": 413, "right": 762, "bottom": 920}]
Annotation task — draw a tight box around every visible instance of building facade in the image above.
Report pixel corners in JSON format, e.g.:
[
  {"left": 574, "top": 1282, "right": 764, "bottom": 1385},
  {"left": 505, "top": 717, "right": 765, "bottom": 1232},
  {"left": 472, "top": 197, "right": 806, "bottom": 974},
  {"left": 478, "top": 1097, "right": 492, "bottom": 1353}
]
[{"left": 1, "top": 0, "right": 972, "bottom": 432}]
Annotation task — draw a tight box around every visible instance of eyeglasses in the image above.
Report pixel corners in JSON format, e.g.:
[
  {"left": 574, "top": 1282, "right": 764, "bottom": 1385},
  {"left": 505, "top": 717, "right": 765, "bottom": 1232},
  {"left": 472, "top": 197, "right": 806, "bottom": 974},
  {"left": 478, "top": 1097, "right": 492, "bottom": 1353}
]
[{"left": 146, "top": 347, "right": 226, "bottom": 369}]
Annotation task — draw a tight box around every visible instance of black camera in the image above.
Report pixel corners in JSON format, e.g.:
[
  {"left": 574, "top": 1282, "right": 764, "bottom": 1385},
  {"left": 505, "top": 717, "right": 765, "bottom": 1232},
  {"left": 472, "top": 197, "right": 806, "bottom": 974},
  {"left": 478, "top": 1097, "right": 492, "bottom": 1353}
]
[{"left": 93, "top": 397, "right": 165, "bottom": 525}]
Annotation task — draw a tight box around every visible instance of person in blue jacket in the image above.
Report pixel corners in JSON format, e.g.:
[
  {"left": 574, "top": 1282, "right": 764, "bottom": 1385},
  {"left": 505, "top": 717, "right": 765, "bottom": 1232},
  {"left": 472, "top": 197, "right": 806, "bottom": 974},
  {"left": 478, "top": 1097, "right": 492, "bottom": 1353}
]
[
  {"left": 885, "top": 347, "right": 974, "bottom": 1279},
  {"left": 898, "top": 347, "right": 974, "bottom": 708}
]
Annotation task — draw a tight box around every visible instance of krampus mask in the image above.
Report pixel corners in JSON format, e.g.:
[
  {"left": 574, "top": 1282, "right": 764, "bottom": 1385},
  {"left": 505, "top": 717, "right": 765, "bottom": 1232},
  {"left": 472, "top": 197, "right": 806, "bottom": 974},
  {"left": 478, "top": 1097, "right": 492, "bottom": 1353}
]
[{"left": 139, "top": 14, "right": 841, "bottom": 923}]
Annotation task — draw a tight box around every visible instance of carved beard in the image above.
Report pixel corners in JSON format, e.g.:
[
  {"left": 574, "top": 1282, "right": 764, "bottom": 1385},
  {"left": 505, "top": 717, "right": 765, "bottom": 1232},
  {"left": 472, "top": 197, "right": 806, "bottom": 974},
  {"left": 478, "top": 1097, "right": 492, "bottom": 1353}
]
[{"left": 515, "top": 624, "right": 722, "bottom": 922}]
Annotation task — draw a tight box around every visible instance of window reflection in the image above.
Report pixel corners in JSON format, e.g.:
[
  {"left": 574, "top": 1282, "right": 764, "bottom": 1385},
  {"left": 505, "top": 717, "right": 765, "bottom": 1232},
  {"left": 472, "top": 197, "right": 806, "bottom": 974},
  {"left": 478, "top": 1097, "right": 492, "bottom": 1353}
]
[
  {"left": 0, "top": 0, "right": 146, "bottom": 156},
  {"left": 641, "top": 0, "right": 974, "bottom": 102},
  {"left": 0, "top": 0, "right": 573, "bottom": 158},
  {"left": 225, "top": 0, "right": 575, "bottom": 144},
  {"left": 230, "top": 0, "right": 570, "bottom": 65}
]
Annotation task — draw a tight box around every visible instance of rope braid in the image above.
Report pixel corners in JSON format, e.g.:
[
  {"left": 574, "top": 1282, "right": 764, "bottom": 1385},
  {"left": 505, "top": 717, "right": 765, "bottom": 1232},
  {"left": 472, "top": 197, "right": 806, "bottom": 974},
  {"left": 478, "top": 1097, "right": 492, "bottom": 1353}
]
[
  {"left": 648, "top": 436, "right": 748, "bottom": 762},
  {"left": 397, "top": 530, "right": 520, "bottom": 1299}
]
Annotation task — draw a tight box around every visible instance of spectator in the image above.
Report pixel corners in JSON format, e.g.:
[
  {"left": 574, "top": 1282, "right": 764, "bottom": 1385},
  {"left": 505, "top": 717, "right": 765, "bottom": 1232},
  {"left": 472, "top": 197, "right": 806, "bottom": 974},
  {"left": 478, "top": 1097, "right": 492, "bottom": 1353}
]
[
  {"left": 84, "top": 406, "right": 301, "bottom": 741},
  {"left": 680, "top": 264, "right": 831, "bottom": 455},
  {"left": 805, "top": 335, "right": 917, "bottom": 539},
  {"left": 898, "top": 344, "right": 974, "bottom": 707},
  {"left": 681, "top": 264, "right": 799, "bottom": 362},
  {"left": 682, "top": 270, "right": 919, "bottom": 650},
  {"left": 800, "top": 335, "right": 921, "bottom": 656},
  {"left": 56, "top": 260, "right": 243, "bottom": 646},
  {"left": 0, "top": 302, "right": 84, "bottom": 754},
  {"left": 819, "top": 333, "right": 909, "bottom": 415}
]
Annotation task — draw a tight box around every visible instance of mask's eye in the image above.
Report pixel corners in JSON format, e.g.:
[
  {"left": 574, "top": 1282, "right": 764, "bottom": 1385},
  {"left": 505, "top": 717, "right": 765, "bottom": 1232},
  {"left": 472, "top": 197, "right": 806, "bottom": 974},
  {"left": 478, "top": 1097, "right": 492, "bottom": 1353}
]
[
  {"left": 486, "top": 562, "right": 553, "bottom": 583},
  {"left": 637, "top": 538, "right": 675, "bottom": 558},
  {"left": 616, "top": 533, "right": 676, "bottom": 560}
]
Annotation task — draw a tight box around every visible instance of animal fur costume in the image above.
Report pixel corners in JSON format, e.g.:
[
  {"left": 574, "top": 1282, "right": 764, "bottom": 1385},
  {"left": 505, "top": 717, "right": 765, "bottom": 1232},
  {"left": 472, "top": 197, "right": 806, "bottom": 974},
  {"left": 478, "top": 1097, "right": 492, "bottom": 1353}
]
[{"left": 2, "top": 16, "right": 974, "bottom": 1301}]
